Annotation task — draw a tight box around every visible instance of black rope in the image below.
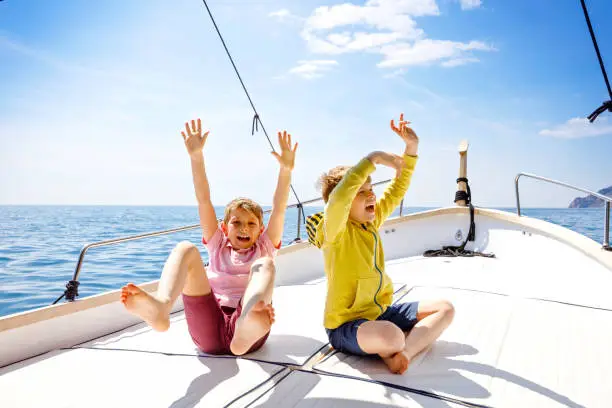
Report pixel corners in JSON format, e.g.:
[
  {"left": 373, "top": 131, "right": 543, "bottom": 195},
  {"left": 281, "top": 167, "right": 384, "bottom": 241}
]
[
  {"left": 587, "top": 100, "right": 612, "bottom": 123},
  {"left": 456, "top": 177, "right": 475, "bottom": 242},
  {"left": 52, "top": 293, "right": 65, "bottom": 305},
  {"left": 200, "top": 0, "right": 304, "bottom": 209},
  {"left": 251, "top": 114, "right": 259, "bottom": 135},
  {"left": 424, "top": 178, "right": 494, "bottom": 258},
  {"left": 52, "top": 280, "right": 80, "bottom": 304},
  {"left": 580, "top": 0, "right": 612, "bottom": 122}
]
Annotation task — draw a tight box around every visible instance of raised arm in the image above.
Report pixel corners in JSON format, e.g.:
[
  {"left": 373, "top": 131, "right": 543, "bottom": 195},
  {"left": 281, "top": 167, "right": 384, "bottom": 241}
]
[
  {"left": 181, "top": 118, "right": 218, "bottom": 243},
  {"left": 266, "top": 131, "right": 298, "bottom": 248},
  {"left": 374, "top": 113, "right": 420, "bottom": 227}
]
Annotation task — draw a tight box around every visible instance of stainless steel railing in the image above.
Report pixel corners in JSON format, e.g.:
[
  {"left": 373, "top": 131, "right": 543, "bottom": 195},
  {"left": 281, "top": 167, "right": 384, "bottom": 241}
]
[
  {"left": 515, "top": 172, "right": 611, "bottom": 250},
  {"left": 59, "top": 178, "right": 399, "bottom": 302}
]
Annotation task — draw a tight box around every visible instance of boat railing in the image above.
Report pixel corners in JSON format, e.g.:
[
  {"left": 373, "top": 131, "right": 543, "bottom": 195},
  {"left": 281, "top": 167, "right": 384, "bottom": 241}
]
[
  {"left": 57, "top": 178, "right": 399, "bottom": 303},
  {"left": 515, "top": 172, "right": 611, "bottom": 250}
]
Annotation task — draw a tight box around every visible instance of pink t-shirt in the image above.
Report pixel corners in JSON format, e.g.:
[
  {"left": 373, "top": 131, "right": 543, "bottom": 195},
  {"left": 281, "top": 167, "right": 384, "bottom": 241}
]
[{"left": 203, "top": 228, "right": 279, "bottom": 308}]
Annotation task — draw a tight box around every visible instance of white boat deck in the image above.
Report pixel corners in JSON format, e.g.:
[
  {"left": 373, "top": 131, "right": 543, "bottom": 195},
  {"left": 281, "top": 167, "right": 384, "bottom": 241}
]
[{"left": 3, "top": 251, "right": 612, "bottom": 408}]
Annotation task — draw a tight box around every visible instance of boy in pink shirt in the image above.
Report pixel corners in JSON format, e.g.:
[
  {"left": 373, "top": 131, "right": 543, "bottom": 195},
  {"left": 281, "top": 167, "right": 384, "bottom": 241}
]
[{"left": 120, "top": 118, "right": 297, "bottom": 356}]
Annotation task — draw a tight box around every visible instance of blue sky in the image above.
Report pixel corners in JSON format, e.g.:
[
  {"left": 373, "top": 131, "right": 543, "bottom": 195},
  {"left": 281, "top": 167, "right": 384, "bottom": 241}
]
[{"left": 1, "top": 0, "right": 612, "bottom": 207}]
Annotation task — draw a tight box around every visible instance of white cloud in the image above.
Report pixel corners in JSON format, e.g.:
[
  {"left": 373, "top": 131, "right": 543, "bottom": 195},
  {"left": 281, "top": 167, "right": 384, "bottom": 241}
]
[
  {"left": 305, "top": 4, "right": 369, "bottom": 31},
  {"left": 459, "top": 0, "right": 482, "bottom": 10},
  {"left": 303, "top": 1, "right": 430, "bottom": 40},
  {"left": 269, "top": 9, "right": 290, "bottom": 19},
  {"left": 378, "top": 39, "right": 493, "bottom": 68},
  {"left": 441, "top": 57, "right": 480, "bottom": 67},
  {"left": 346, "top": 32, "right": 405, "bottom": 51},
  {"left": 288, "top": 60, "right": 339, "bottom": 79},
  {"left": 539, "top": 117, "right": 612, "bottom": 139},
  {"left": 268, "top": 9, "right": 302, "bottom": 23},
  {"left": 327, "top": 32, "right": 353, "bottom": 46},
  {"left": 292, "top": 0, "right": 493, "bottom": 69}
]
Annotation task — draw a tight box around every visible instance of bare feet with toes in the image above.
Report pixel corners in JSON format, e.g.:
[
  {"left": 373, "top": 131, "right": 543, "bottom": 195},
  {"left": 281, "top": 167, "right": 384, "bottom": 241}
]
[
  {"left": 230, "top": 300, "right": 275, "bottom": 356},
  {"left": 120, "top": 283, "right": 171, "bottom": 332},
  {"left": 382, "top": 351, "right": 410, "bottom": 374}
]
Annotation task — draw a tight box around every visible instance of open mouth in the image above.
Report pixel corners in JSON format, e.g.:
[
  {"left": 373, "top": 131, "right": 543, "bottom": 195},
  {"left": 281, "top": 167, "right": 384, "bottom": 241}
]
[
  {"left": 365, "top": 204, "right": 375, "bottom": 213},
  {"left": 237, "top": 235, "right": 251, "bottom": 243}
]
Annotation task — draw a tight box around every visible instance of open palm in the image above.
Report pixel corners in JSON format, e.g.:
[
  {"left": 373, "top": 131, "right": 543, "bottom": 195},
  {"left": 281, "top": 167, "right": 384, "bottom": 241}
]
[
  {"left": 271, "top": 131, "right": 298, "bottom": 171},
  {"left": 181, "top": 118, "right": 210, "bottom": 159}
]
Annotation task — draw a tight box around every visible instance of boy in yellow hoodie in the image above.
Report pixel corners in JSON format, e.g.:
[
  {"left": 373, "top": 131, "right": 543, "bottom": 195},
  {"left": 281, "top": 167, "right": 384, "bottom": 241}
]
[{"left": 307, "top": 114, "right": 454, "bottom": 374}]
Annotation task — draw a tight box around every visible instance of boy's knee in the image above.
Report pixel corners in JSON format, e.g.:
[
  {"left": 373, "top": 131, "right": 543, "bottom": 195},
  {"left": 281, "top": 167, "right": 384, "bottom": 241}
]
[
  {"left": 251, "top": 257, "right": 275, "bottom": 275},
  {"left": 378, "top": 321, "right": 405, "bottom": 351}
]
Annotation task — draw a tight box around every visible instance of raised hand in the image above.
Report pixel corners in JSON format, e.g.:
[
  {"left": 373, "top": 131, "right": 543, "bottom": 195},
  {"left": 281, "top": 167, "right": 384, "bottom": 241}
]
[
  {"left": 181, "top": 118, "right": 210, "bottom": 159},
  {"left": 271, "top": 130, "right": 298, "bottom": 171},
  {"left": 390, "top": 113, "right": 419, "bottom": 156}
]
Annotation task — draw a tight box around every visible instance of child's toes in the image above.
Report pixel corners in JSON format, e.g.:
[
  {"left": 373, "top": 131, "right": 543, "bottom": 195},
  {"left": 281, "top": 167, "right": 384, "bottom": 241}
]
[{"left": 125, "top": 283, "right": 139, "bottom": 293}]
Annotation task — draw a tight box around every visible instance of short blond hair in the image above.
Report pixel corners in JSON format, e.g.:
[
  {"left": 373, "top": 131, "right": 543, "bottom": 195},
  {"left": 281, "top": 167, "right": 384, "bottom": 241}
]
[
  {"left": 319, "top": 166, "right": 372, "bottom": 203},
  {"left": 223, "top": 197, "right": 264, "bottom": 226}
]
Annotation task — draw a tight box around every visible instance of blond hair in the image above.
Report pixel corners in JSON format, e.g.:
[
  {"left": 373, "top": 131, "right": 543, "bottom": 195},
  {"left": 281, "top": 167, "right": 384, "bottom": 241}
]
[
  {"left": 223, "top": 197, "right": 264, "bottom": 226},
  {"left": 319, "top": 165, "right": 372, "bottom": 203}
]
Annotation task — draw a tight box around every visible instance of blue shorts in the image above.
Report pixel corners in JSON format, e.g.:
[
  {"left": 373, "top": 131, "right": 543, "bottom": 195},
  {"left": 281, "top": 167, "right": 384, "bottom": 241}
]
[{"left": 326, "top": 301, "right": 419, "bottom": 356}]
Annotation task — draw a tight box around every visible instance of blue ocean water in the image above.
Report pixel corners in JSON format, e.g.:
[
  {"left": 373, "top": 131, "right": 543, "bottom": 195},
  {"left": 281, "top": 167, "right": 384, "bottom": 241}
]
[{"left": 0, "top": 206, "right": 609, "bottom": 317}]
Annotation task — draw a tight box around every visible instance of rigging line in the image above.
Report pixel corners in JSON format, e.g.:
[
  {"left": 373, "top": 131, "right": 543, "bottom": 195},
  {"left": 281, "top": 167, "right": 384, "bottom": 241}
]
[
  {"left": 200, "top": 0, "right": 304, "bottom": 207},
  {"left": 580, "top": 0, "right": 612, "bottom": 122},
  {"left": 581, "top": 0, "right": 612, "bottom": 98}
]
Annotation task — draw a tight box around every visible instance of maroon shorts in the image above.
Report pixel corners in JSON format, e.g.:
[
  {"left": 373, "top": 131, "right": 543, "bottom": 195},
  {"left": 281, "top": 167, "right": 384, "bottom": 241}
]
[{"left": 183, "top": 291, "right": 270, "bottom": 355}]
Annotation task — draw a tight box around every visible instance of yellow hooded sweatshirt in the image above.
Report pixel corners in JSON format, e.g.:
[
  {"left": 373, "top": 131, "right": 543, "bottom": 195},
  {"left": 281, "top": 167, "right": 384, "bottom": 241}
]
[{"left": 306, "top": 154, "right": 418, "bottom": 329}]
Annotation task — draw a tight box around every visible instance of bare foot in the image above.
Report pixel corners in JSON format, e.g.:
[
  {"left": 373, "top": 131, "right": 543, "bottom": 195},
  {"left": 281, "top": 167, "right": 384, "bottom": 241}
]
[
  {"left": 120, "top": 283, "right": 170, "bottom": 332},
  {"left": 230, "top": 300, "right": 275, "bottom": 356},
  {"left": 382, "top": 351, "right": 410, "bottom": 374}
]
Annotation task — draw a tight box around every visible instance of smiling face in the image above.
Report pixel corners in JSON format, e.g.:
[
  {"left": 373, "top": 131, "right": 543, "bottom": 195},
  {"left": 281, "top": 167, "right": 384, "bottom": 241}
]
[
  {"left": 320, "top": 166, "right": 376, "bottom": 224},
  {"left": 349, "top": 179, "right": 376, "bottom": 224},
  {"left": 222, "top": 207, "right": 263, "bottom": 249},
  {"left": 222, "top": 198, "right": 264, "bottom": 250}
]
